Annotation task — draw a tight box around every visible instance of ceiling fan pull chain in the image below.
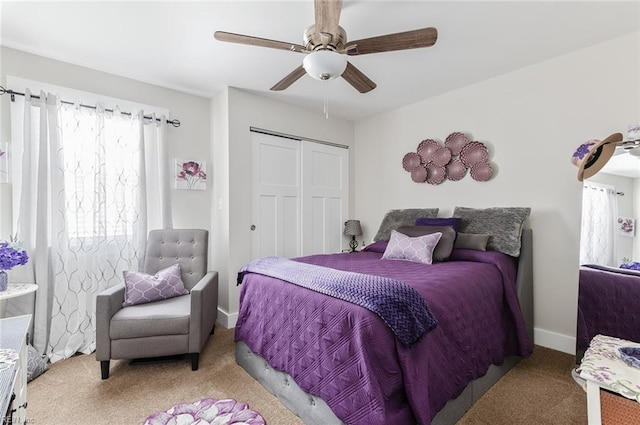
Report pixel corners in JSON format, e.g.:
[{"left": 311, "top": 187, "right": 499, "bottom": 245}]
[{"left": 324, "top": 79, "right": 329, "bottom": 119}]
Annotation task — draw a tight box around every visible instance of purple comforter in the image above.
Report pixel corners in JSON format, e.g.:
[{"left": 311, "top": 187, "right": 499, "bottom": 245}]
[
  {"left": 237, "top": 256, "right": 438, "bottom": 347},
  {"left": 577, "top": 265, "right": 640, "bottom": 354},
  {"left": 235, "top": 249, "right": 532, "bottom": 425}
]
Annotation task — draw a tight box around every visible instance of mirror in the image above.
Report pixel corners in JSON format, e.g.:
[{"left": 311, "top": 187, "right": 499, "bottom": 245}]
[{"left": 580, "top": 147, "right": 639, "bottom": 268}]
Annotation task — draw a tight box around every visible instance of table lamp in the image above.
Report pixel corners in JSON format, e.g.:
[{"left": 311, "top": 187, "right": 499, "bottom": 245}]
[{"left": 343, "top": 220, "right": 362, "bottom": 253}]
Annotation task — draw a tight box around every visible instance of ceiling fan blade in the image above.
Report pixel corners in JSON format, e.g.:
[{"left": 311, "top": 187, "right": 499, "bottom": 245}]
[
  {"left": 214, "top": 31, "right": 307, "bottom": 53},
  {"left": 341, "top": 61, "right": 376, "bottom": 93},
  {"left": 314, "top": 0, "right": 342, "bottom": 45},
  {"left": 345, "top": 27, "right": 438, "bottom": 56},
  {"left": 270, "top": 65, "right": 307, "bottom": 91}
]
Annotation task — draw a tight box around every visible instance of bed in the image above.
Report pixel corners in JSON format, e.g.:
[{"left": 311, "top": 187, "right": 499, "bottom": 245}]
[
  {"left": 576, "top": 264, "right": 640, "bottom": 362},
  {"left": 235, "top": 216, "right": 533, "bottom": 425}
]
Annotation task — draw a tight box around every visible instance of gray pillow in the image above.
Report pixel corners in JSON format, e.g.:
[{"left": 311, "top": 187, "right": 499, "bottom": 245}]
[
  {"left": 27, "top": 344, "right": 48, "bottom": 382},
  {"left": 454, "top": 233, "right": 490, "bottom": 251},
  {"left": 453, "top": 207, "right": 531, "bottom": 257},
  {"left": 396, "top": 225, "right": 456, "bottom": 261},
  {"left": 373, "top": 208, "right": 439, "bottom": 241}
]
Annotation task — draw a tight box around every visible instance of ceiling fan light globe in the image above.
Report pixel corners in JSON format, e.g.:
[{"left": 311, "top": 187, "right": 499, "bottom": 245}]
[{"left": 303, "top": 50, "right": 347, "bottom": 81}]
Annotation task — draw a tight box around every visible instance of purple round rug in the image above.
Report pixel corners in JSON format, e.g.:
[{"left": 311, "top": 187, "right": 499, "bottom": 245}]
[{"left": 144, "top": 398, "right": 267, "bottom": 425}]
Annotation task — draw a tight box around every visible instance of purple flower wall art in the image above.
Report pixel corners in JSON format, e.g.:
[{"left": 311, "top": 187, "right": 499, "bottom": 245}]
[
  {"left": 617, "top": 216, "right": 635, "bottom": 237},
  {"left": 175, "top": 159, "right": 207, "bottom": 190}
]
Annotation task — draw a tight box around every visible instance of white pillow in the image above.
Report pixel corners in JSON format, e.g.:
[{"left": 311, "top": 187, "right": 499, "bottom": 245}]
[{"left": 382, "top": 230, "right": 442, "bottom": 264}]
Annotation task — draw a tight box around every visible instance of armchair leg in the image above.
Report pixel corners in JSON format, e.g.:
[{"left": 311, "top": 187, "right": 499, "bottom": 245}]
[
  {"left": 190, "top": 353, "right": 199, "bottom": 371},
  {"left": 101, "top": 361, "right": 110, "bottom": 379},
  {"left": 210, "top": 324, "right": 216, "bottom": 335}
]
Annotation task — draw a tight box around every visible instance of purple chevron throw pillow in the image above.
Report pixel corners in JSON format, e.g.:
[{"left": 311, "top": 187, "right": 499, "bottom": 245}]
[{"left": 123, "top": 263, "right": 189, "bottom": 307}]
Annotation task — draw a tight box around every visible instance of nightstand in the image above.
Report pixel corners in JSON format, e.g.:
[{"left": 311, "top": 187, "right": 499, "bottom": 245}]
[{"left": 577, "top": 334, "right": 640, "bottom": 424}]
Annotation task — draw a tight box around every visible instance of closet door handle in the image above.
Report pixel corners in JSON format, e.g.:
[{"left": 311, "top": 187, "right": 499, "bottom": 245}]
[{"left": 250, "top": 225, "right": 256, "bottom": 231}]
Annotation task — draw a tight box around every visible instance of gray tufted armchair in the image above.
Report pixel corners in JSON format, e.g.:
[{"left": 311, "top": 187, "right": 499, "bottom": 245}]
[{"left": 96, "top": 229, "right": 218, "bottom": 379}]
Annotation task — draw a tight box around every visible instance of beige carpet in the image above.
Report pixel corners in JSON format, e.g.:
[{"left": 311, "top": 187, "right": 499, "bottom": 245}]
[{"left": 27, "top": 326, "right": 586, "bottom": 424}]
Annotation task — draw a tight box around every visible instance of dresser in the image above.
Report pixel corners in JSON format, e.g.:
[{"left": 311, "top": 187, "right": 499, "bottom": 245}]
[
  {"left": 576, "top": 265, "right": 640, "bottom": 362},
  {"left": 0, "top": 315, "right": 31, "bottom": 425}
]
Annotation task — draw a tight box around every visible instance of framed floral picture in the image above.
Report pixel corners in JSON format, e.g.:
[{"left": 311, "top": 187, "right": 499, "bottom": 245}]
[
  {"left": 175, "top": 159, "right": 207, "bottom": 190},
  {"left": 617, "top": 216, "right": 635, "bottom": 237}
]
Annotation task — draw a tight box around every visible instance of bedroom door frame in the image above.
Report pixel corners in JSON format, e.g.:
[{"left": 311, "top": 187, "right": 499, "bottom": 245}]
[{"left": 250, "top": 128, "right": 349, "bottom": 260}]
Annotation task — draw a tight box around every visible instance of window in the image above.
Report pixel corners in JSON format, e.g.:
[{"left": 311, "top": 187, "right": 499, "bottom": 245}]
[{"left": 60, "top": 104, "right": 141, "bottom": 238}]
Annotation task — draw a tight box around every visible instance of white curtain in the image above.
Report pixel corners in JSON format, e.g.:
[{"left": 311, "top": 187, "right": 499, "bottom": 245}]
[
  {"left": 580, "top": 181, "right": 618, "bottom": 266},
  {"left": 10, "top": 89, "right": 172, "bottom": 362}
]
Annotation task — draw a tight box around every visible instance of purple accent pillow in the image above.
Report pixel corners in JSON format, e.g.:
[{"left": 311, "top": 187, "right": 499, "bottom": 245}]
[
  {"left": 382, "top": 230, "right": 442, "bottom": 264},
  {"left": 123, "top": 263, "right": 189, "bottom": 307},
  {"left": 415, "top": 217, "right": 462, "bottom": 231},
  {"left": 362, "top": 240, "right": 389, "bottom": 253}
]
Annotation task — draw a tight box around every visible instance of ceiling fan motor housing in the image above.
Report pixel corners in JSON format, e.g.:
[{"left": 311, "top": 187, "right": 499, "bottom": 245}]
[{"left": 304, "top": 25, "right": 347, "bottom": 51}]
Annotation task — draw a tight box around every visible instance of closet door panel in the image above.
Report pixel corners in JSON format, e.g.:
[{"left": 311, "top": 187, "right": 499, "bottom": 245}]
[
  {"left": 302, "top": 141, "right": 349, "bottom": 255},
  {"left": 251, "top": 133, "right": 301, "bottom": 260}
]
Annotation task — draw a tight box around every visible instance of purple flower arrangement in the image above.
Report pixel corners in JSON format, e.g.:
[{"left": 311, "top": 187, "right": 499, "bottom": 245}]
[
  {"left": 0, "top": 241, "right": 29, "bottom": 271},
  {"left": 620, "top": 257, "right": 640, "bottom": 271}
]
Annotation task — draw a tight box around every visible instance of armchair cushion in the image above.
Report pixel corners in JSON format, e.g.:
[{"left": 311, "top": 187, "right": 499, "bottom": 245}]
[
  {"left": 111, "top": 294, "right": 191, "bottom": 339},
  {"left": 123, "top": 263, "right": 188, "bottom": 307}
]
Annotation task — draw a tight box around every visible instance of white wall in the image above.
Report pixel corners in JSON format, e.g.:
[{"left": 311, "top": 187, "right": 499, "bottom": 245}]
[
  {"left": 212, "top": 87, "right": 355, "bottom": 327},
  {"left": 353, "top": 33, "right": 640, "bottom": 354},
  {"left": 0, "top": 47, "right": 212, "bottom": 237}
]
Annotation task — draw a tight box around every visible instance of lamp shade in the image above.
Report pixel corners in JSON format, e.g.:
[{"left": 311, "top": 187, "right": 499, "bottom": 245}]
[
  {"left": 344, "top": 220, "right": 362, "bottom": 236},
  {"left": 303, "top": 50, "right": 347, "bottom": 81}
]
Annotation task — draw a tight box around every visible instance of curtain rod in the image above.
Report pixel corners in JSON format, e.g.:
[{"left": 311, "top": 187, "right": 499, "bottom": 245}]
[
  {"left": 583, "top": 185, "right": 624, "bottom": 196},
  {"left": 0, "top": 85, "right": 181, "bottom": 127}
]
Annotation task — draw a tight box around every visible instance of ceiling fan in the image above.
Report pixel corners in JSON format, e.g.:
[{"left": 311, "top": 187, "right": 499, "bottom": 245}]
[
  {"left": 214, "top": 0, "right": 438, "bottom": 93},
  {"left": 614, "top": 140, "right": 640, "bottom": 157}
]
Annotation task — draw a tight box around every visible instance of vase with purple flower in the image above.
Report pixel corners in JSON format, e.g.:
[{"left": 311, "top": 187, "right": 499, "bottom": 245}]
[{"left": 0, "top": 241, "right": 29, "bottom": 292}]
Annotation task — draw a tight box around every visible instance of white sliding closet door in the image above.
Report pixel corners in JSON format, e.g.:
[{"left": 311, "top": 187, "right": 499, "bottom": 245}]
[
  {"left": 301, "top": 140, "right": 348, "bottom": 256},
  {"left": 250, "top": 131, "right": 349, "bottom": 260},
  {"left": 251, "top": 132, "right": 301, "bottom": 259}
]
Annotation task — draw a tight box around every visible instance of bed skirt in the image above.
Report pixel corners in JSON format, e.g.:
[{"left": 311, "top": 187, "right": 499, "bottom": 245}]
[{"left": 236, "top": 340, "right": 521, "bottom": 425}]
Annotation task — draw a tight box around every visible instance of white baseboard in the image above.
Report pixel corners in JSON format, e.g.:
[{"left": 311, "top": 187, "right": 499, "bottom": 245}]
[
  {"left": 217, "top": 308, "right": 238, "bottom": 329},
  {"left": 534, "top": 327, "right": 576, "bottom": 355}
]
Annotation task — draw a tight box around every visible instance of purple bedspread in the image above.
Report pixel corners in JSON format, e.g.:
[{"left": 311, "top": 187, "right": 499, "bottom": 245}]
[
  {"left": 577, "top": 265, "right": 640, "bottom": 354},
  {"left": 238, "top": 256, "right": 437, "bottom": 347},
  {"left": 235, "top": 249, "right": 532, "bottom": 425}
]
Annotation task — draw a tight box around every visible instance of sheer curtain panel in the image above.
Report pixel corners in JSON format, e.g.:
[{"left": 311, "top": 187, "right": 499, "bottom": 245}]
[
  {"left": 10, "top": 89, "right": 172, "bottom": 362},
  {"left": 580, "top": 182, "right": 618, "bottom": 267}
]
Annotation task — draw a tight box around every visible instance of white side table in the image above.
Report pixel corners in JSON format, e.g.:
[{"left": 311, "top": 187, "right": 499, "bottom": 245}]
[
  {"left": 0, "top": 315, "right": 31, "bottom": 424},
  {"left": 577, "top": 334, "right": 640, "bottom": 424},
  {"left": 0, "top": 284, "right": 37, "bottom": 318}
]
